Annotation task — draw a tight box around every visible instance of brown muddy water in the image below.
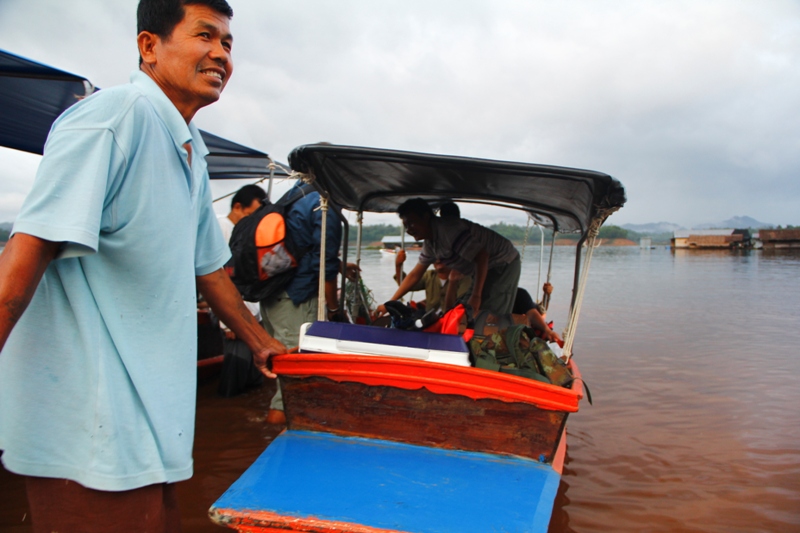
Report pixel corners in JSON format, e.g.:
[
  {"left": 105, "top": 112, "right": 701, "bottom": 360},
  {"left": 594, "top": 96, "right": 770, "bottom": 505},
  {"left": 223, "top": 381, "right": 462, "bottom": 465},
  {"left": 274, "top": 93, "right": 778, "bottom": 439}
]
[{"left": 1, "top": 246, "right": 799, "bottom": 532}]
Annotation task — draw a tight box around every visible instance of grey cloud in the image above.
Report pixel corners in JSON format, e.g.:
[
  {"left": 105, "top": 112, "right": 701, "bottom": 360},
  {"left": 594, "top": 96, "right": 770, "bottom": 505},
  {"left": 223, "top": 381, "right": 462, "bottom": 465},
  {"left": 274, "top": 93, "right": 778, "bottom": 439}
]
[{"left": 1, "top": 0, "right": 798, "bottom": 227}]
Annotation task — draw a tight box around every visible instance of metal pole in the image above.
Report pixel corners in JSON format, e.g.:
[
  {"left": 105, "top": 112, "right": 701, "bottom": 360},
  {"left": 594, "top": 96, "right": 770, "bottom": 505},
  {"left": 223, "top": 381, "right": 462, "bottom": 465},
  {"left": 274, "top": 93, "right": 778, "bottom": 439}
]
[
  {"left": 542, "top": 230, "right": 557, "bottom": 311},
  {"left": 339, "top": 217, "right": 349, "bottom": 315},
  {"left": 536, "top": 224, "right": 544, "bottom": 302},
  {"left": 266, "top": 160, "right": 275, "bottom": 202},
  {"left": 317, "top": 196, "right": 329, "bottom": 321}
]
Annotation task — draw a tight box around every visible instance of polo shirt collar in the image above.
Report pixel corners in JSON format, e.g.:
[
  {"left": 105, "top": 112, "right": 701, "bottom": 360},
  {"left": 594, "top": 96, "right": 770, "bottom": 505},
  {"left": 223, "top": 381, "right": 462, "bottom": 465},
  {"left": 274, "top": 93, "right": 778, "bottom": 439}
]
[{"left": 130, "top": 70, "right": 192, "bottom": 146}]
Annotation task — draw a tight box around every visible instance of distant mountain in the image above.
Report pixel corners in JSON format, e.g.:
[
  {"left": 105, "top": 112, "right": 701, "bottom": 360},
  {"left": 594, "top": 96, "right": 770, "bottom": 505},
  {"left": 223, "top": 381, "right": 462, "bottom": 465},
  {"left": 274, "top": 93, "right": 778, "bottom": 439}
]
[
  {"left": 0, "top": 222, "right": 12, "bottom": 232},
  {"left": 620, "top": 222, "right": 684, "bottom": 234},
  {"left": 695, "top": 216, "right": 773, "bottom": 230}
]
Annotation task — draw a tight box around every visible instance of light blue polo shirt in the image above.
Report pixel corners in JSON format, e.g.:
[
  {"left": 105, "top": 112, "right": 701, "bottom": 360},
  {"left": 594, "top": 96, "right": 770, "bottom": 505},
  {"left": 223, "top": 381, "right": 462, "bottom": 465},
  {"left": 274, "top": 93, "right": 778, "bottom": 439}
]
[{"left": 0, "top": 71, "right": 230, "bottom": 491}]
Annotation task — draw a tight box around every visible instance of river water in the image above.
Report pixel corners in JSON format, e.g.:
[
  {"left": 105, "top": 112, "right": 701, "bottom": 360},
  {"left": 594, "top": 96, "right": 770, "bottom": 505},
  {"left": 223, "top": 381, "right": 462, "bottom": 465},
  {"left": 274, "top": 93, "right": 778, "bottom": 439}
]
[{"left": 1, "top": 245, "right": 799, "bottom": 532}]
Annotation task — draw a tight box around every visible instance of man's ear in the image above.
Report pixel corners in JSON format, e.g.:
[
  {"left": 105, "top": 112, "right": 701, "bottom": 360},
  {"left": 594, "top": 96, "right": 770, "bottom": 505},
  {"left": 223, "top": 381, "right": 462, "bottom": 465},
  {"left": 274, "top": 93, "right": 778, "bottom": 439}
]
[{"left": 137, "top": 31, "right": 159, "bottom": 66}]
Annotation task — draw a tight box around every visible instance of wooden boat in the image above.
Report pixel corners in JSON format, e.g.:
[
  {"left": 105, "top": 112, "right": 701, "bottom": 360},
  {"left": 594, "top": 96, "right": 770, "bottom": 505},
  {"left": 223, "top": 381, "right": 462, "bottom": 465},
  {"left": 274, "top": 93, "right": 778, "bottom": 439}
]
[{"left": 209, "top": 144, "right": 626, "bottom": 532}]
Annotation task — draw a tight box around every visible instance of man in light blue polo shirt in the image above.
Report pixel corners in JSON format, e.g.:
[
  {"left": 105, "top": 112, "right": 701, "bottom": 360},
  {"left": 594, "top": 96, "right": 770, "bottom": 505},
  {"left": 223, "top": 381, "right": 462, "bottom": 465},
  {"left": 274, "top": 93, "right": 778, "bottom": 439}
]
[{"left": 0, "top": 0, "right": 285, "bottom": 530}]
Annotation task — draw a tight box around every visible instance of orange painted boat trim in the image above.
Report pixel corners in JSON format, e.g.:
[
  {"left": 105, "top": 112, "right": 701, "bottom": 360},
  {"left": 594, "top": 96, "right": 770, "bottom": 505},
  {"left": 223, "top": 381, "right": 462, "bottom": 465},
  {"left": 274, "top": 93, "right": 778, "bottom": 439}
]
[
  {"left": 273, "top": 353, "right": 583, "bottom": 412},
  {"left": 211, "top": 508, "right": 408, "bottom": 533},
  {"left": 551, "top": 426, "right": 568, "bottom": 475}
]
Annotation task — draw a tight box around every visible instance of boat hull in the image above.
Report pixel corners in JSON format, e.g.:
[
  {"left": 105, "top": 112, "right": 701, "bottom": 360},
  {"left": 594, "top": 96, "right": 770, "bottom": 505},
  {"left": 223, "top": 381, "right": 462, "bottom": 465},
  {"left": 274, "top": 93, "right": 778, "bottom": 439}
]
[
  {"left": 275, "top": 353, "right": 583, "bottom": 463},
  {"left": 209, "top": 353, "right": 583, "bottom": 532},
  {"left": 282, "top": 374, "right": 567, "bottom": 462}
]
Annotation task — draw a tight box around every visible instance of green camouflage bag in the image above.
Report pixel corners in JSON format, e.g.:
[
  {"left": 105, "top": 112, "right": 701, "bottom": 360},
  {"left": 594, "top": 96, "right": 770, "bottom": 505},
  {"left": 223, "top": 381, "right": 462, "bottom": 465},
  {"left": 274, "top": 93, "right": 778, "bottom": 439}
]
[{"left": 469, "top": 324, "right": 573, "bottom": 387}]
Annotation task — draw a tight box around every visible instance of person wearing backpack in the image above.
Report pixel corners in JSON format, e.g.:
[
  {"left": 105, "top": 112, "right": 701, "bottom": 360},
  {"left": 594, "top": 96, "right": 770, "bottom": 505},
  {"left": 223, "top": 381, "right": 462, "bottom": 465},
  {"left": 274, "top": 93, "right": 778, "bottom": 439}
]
[{"left": 260, "top": 182, "right": 343, "bottom": 424}]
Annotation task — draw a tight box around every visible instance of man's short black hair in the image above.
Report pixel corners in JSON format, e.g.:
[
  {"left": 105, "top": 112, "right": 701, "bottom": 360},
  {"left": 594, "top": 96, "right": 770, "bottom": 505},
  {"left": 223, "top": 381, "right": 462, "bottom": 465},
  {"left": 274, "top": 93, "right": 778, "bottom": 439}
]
[
  {"left": 137, "top": 0, "right": 233, "bottom": 39},
  {"left": 230, "top": 184, "right": 266, "bottom": 210},
  {"left": 397, "top": 198, "right": 434, "bottom": 219}
]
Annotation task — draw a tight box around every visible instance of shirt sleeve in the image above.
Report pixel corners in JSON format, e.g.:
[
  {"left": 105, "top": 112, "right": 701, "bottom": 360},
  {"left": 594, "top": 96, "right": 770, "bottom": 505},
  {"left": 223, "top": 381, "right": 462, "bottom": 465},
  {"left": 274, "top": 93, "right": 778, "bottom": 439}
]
[
  {"left": 12, "top": 124, "right": 125, "bottom": 259},
  {"left": 418, "top": 240, "right": 435, "bottom": 267}
]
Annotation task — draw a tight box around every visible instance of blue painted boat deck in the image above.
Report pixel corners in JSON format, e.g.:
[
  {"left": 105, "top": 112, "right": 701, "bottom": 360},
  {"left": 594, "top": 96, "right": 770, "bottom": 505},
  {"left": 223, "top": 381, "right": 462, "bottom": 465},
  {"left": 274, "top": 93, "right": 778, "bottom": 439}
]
[{"left": 211, "top": 430, "right": 561, "bottom": 533}]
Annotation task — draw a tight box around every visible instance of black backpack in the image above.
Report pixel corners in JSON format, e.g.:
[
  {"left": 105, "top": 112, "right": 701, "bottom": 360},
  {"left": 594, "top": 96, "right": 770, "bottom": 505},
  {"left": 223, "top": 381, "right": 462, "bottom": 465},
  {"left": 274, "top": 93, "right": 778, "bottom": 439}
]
[{"left": 228, "top": 183, "right": 316, "bottom": 302}]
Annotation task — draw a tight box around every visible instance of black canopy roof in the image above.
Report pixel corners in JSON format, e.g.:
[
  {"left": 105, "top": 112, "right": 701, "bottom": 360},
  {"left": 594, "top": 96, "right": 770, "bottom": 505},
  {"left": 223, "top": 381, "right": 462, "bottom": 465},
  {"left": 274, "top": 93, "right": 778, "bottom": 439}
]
[
  {"left": 289, "top": 144, "right": 626, "bottom": 235},
  {"left": 0, "top": 49, "right": 287, "bottom": 180}
]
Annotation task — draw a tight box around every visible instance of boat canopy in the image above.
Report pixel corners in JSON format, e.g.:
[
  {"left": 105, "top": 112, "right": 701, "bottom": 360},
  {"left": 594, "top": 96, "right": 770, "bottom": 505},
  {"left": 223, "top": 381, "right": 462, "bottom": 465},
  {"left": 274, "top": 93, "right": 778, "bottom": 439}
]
[
  {"left": 0, "top": 49, "right": 287, "bottom": 180},
  {"left": 289, "top": 144, "right": 626, "bottom": 236}
]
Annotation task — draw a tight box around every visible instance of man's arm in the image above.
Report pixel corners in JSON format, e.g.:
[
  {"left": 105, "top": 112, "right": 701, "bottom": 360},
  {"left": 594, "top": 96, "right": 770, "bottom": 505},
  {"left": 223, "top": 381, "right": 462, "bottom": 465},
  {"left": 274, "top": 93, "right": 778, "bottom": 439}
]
[
  {"left": 324, "top": 278, "right": 341, "bottom": 320},
  {"left": 375, "top": 261, "right": 428, "bottom": 316},
  {"left": 443, "top": 269, "right": 466, "bottom": 311},
  {"left": 467, "top": 249, "right": 489, "bottom": 314},
  {"left": 526, "top": 308, "right": 562, "bottom": 344},
  {"left": 196, "top": 268, "right": 286, "bottom": 378},
  {"left": 0, "top": 234, "right": 61, "bottom": 350},
  {"left": 394, "top": 249, "right": 406, "bottom": 285}
]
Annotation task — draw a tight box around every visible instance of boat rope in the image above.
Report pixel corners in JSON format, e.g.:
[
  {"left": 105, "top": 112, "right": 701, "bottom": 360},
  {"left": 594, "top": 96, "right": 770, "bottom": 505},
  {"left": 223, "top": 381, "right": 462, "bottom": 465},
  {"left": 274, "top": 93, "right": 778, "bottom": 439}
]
[
  {"left": 561, "top": 228, "right": 598, "bottom": 361},
  {"left": 212, "top": 160, "right": 298, "bottom": 204},
  {"left": 561, "top": 206, "right": 619, "bottom": 361}
]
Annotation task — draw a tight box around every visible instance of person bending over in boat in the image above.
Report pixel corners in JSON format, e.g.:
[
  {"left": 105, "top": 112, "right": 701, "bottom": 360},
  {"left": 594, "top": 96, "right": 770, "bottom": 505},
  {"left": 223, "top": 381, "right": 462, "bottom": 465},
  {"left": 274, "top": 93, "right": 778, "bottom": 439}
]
[
  {"left": 393, "top": 248, "right": 472, "bottom": 313},
  {"left": 513, "top": 287, "right": 562, "bottom": 344},
  {"left": 377, "top": 198, "right": 521, "bottom": 317},
  {"left": 0, "top": 1, "right": 286, "bottom": 531}
]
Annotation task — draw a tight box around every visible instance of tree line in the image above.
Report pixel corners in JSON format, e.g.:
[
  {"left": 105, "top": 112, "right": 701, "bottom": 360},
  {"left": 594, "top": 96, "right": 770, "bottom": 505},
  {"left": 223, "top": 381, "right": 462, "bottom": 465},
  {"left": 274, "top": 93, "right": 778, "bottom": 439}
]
[{"left": 356, "top": 223, "right": 652, "bottom": 246}]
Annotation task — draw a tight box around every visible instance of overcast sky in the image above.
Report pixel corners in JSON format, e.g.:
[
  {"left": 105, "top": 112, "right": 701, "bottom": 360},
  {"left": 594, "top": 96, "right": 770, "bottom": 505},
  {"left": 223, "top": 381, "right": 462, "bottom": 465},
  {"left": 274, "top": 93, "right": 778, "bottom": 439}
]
[{"left": 1, "top": 0, "right": 798, "bottom": 228}]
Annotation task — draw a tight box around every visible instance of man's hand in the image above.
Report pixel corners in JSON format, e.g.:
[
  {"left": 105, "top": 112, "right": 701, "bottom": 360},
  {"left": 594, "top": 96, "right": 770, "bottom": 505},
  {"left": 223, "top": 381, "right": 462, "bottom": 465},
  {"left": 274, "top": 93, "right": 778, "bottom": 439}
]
[
  {"left": 395, "top": 248, "right": 407, "bottom": 266},
  {"left": 541, "top": 328, "right": 563, "bottom": 344},
  {"left": 374, "top": 303, "right": 388, "bottom": 318},
  {"left": 196, "top": 268, "right": 288, "bottom": 379},
  {"left": 345, "top": 262, "right": 360, "bottom": 282},
  {"left": 252, "top": 336, "right": 287, "bottom": 379}
]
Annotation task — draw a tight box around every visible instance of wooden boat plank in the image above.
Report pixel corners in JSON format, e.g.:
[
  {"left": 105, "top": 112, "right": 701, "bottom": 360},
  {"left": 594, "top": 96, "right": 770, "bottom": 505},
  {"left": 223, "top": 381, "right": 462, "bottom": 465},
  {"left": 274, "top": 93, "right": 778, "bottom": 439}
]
[
  {"left": 210, "top": 430, "right": 561, "bottom": 533},
  {"left": 282, "top": 375, "right": 567, "bottom": 462}
]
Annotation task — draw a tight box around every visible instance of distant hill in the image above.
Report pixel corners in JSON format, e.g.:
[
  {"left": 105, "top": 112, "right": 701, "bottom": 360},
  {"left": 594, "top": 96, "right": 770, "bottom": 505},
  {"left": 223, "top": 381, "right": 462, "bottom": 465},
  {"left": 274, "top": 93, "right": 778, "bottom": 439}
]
[
  {"left": 0, "top": 222, "right": 12, "bottom": 232},
  {"left": 695, "top": 216, "right": 773, "bottom": 230}
]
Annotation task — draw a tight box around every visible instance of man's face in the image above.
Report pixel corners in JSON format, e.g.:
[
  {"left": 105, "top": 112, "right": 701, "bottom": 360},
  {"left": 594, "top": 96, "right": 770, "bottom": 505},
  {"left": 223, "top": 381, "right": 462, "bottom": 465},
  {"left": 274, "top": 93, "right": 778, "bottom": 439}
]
[
  {"left": 401, "top": 212, "right": 432, "bottom": 240},
  {"left": 142, "top": 4, "right": 233, "bottom": 119}
]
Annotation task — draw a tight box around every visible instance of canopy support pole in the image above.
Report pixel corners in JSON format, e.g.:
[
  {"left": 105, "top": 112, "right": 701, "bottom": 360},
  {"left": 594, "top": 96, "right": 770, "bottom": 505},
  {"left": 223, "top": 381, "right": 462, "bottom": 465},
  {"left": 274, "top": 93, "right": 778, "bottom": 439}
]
[
  {"left": 317, "top": 196, "right": 329, "bottom": 321},
  {"left": 266, "top": 159, "right": 275, "bottom": 202},
  {"left": 536, "top": 224, "right": 544, "bottom": 302},
  {"left": 541, "top": 231, "right": 557, "bottom": 311},
  {"left": 355, "top": 211, "right": 364, "bottom": 272},
  {"left": 339, "top": 217, "right": 349, "bottom": 316}
]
